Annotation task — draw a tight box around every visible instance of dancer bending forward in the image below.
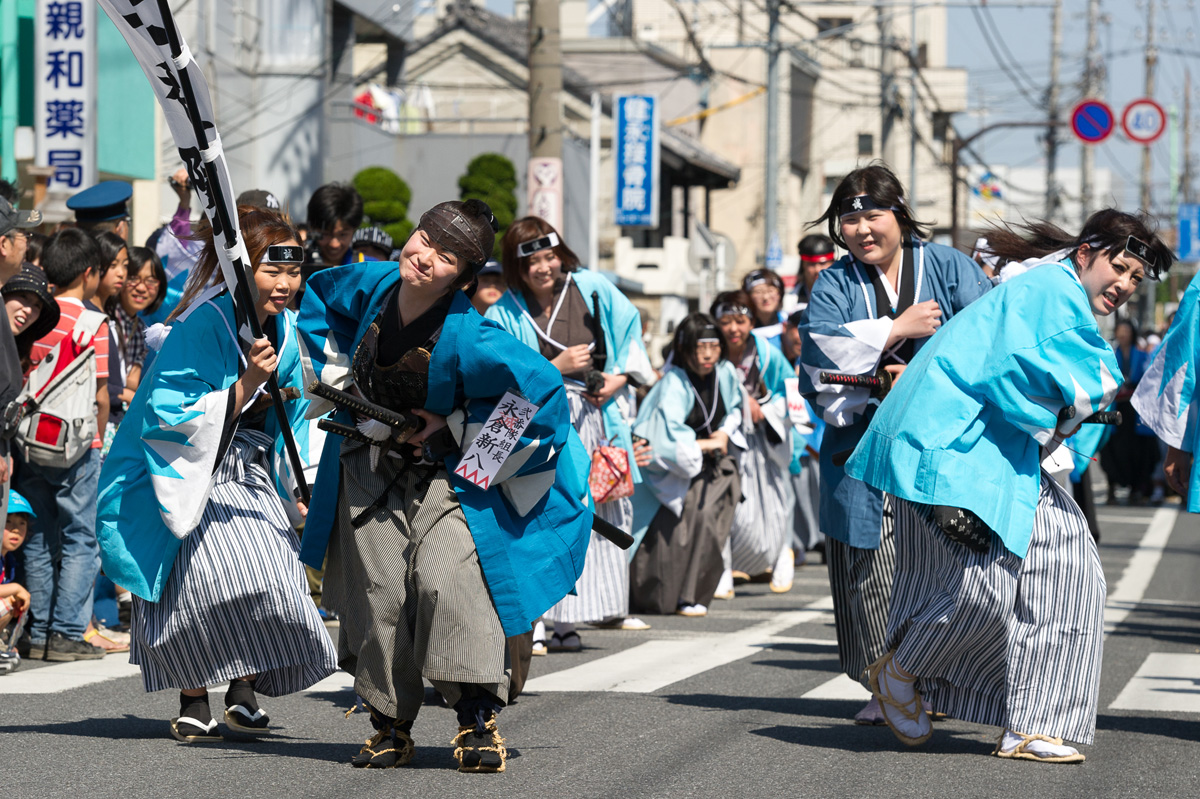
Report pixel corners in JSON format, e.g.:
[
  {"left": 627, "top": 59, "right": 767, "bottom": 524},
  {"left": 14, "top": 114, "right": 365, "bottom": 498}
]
[
  {"left": 846, "top": 209, "right": 1172, "bottom": 761},
  {"left": 297, "top": 200, "right": 592, "bottom": 772}
]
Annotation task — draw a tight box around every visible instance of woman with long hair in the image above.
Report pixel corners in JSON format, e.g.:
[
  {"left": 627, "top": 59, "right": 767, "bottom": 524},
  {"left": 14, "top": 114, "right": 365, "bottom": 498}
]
[
  {"left": 710, "top": 290, "right": 797, "bottom": 595},
  {"left": 797, "top": 163, "right": 990, "bottom": 724},
  {"left": 96, "top": 206, "right": 337, "bottom": 742},
  {"left": 486, "top": 216, "right": 656, "bottom": 649},
  {"left": 296, "top": 200, "right": 593, "bottom": 772},
  {"left": 848, "top": 209, "right": 1172, "bottom": 761},
  {"left": 628, "top": 313, "right": 743, "bottom": 616}
]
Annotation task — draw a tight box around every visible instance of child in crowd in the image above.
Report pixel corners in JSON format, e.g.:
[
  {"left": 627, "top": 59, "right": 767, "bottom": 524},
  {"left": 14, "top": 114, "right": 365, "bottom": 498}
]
[
  {"left": 14, "top": 228, "right": 110, "bottom": 662},
  {"left": 1, "top": 490, "right": 33, "bottom": 634}
]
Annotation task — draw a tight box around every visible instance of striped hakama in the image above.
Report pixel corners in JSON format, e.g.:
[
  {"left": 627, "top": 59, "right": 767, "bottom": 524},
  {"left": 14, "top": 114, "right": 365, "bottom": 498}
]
[
  {"left": 729, "top": 427, "right": 795, "bottom": 576},
  {"left": 887, "top": 473, "right": 1105, "bottom": 744},
  {"left": 825, "top": 496, "right": 896, "bottom": 687},
  {"left": 130, "top": 431, "right": 338, "bottom": 695},
  {"left": 323, "top": 442, "right": 509, "bottom": 722},
  {"left": 543, "top": 385, "right": 633, "bottom": 624}
]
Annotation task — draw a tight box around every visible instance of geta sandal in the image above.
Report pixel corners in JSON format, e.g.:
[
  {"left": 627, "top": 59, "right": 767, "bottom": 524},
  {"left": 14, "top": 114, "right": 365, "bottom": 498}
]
[{"left": 170, "top": 716, "right": 222, "bottom": 743}]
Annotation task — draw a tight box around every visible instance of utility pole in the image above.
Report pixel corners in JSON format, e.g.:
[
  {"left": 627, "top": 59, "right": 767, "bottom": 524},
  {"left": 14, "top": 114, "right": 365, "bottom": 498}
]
[
  {"left": 764, "top": 0, "right": 780, "bottom": 256},
  {"left": 1044, "top": 0, "right": 1063, "bottom": 221},
  {"left": 908, "top": 0, "right": 919, "bottom": 210},
  {"left": 1141, "top": 0, "right": 1157, "bottom": 213},
  {"left": 1184, "top": 69, "right": 1194, "bottom": 205},
  {"left": 878, "top": 3, "right": 898, "bottom": 165},
  {"left": 1080, "top": 0, "right": 1101, "bottom": 222},
  {"left": 527, "top": 0, "right": 564, "bottom": 228}
]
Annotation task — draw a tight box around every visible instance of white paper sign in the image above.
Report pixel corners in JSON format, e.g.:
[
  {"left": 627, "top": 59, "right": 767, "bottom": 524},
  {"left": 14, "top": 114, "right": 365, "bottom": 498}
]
[
  {"left": 453, "top": 392, "right": 540, "bottom": 490},
  {"left": 785, "top": 377, "right": 812, "bottom": 431}
]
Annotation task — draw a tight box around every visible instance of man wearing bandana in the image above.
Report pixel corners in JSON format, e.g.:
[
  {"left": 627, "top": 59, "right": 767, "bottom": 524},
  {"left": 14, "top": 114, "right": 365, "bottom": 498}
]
[{"left": 296, "top": 200, "right": 593, "bottom": 772}]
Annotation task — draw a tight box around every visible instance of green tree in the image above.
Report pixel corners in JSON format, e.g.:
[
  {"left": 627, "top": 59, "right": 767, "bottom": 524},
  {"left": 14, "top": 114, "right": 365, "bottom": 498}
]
[
  {"left": 353, "top": 166, "right": 413, "bottom": 246},
  {"left": 458, "top": 153, "right": 518, "bottom": 257}
]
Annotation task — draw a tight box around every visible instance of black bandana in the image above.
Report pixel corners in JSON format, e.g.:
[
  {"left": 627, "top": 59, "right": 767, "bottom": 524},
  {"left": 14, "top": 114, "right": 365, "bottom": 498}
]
[{"left": 839, "top": 194, "right": 898, "bottom": 218}]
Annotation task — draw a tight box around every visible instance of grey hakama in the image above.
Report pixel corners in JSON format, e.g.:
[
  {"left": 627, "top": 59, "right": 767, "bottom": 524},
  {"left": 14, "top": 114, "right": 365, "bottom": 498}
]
[
  {"left": 323, "top": 441, "right": 509, "bottom": 721},
  {"left": 887, "top": 474, "right": 1105, "bottom": 744},
  {"left": 824, "top": 496, "right": 896, "bottom": 687},
  {"left": 543, "top": 385, "right": 633, "bottom": 624},
  {"left": 130, "top": 431, "right": 338, "bottom": 694},
  {"left": 791, "top": 459, "right": 824, "bottom": 553},
  {"left": 629, "top": 453, "right": 741, "bottom": 615}
]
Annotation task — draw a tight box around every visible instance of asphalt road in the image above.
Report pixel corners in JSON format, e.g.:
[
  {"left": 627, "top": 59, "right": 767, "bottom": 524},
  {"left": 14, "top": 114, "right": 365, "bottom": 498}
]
[{"left": 2, "top": 500, "right": 1197, "bottom": 799}]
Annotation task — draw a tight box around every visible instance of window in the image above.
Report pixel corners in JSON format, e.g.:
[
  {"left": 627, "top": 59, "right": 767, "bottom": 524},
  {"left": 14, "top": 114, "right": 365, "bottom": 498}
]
[
  {"left": 857, "top": 133, "right": 874, "bottom": 157},
  {"left": 817, "top": 18, "right": 853, "bottom": 37}
]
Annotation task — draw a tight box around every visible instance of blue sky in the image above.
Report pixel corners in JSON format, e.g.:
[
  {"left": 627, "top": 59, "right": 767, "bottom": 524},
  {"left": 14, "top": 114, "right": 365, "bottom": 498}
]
[
  {"left": 946, "top": 0, "right": 1195, "bottom": 217},
  {"left": 477, "top": 1, "right": 1189, "bottom": 215}
]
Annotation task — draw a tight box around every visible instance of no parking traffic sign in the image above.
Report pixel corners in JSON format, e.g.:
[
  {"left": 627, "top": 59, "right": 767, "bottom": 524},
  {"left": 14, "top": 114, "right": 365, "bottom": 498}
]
[
  {"left": 1122, "top": 98, "right": 1167, "bottom": 145},
  {"left": 1071, "top": 100, "right": 1114, "bottom": 144}
]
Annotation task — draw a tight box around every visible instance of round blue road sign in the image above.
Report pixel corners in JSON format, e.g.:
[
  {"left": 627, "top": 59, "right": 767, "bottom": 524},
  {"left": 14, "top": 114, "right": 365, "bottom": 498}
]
[{"left": 1072, "top": 99, "right": 1115, "bottom": 144}]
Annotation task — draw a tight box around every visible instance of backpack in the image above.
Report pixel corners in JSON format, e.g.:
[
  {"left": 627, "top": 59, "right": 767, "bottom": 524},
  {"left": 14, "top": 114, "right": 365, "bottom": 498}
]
[{"left": 15, "top": 308, "right": 106, "bottom": 469}]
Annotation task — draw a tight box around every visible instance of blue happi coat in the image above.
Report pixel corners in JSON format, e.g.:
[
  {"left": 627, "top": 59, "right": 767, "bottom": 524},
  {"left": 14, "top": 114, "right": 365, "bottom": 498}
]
[
  {"left": 1132, "top": 269, "right": 1200, "bottom": 511},
  {"left": 296, "top": 261, "right": 593, "bottom": 636},
  {"left": 628, "top": 361, "right": 744, "bottom": 554},
  {"left": 96, "top": 290, "right": 320, "bottom": 601},
  {"left": 845, "top": 259, "right": 1121, "bottom": 558},
  {"left": 797, "top": 240, "right": 990, "bottom": 548},
  {"left": 484, "top": 268, "right": 656, "bottom": 484}
]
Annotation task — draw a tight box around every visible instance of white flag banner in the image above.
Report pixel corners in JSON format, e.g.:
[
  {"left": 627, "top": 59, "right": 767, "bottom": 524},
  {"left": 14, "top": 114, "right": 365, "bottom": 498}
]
[{"left": 96, "top": 0, "right": 246, "bottom": 304}]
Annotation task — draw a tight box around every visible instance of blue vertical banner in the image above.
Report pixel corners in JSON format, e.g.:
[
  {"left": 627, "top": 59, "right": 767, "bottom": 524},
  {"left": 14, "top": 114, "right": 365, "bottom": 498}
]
[
  {"left": 614, "top": 94, "right": 660, "bottom": 228},
  {"left": 34, "top": 1, "right": 97, "bottom": 192},
  {"left": 1178, "top": 203, "right": 1200, "bottom": 262}
]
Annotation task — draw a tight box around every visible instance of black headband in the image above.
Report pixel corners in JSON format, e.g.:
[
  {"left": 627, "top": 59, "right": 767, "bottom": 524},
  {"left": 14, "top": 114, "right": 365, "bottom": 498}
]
[
  {"left": 839, "top": 194, "right": 898, "bottom": 218},
  {"left": 1122, "top": 235, "right": 1156, "bottom": 272},
  {"left": 713, "top": 302, "right": 751, "bottom": 320},
  {"left": 264, "top": 244, "right": 304, "bottom": 264},
  {"left": 698, "top": 325, "right": 719, "bottom": 338},
  {"left": 516, "top": 231, "right": 561, "bottom": 259},
  {"left": 743, "top": 269, "right": 783, "bottom": 291}
]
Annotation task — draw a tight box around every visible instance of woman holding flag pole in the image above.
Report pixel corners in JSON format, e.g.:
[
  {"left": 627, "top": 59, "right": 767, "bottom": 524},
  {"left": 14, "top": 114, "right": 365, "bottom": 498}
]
[{"left": 95, "top": 0, "right": 334, "bottom": 742}]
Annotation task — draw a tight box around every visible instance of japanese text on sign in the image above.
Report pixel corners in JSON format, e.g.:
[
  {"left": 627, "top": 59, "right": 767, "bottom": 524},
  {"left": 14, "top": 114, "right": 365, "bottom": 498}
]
[
  {"left": 614, "top": 94, "right": 660, "bottom": 228},
  {"left": 454, "top": 392, "right": 540, "bottom": 490},
  {"left": 35, "top": 2, "right": 97, "bottom": 191}
]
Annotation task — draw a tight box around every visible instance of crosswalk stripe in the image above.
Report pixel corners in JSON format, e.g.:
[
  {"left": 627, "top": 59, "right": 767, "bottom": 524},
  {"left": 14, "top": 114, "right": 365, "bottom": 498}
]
[
  {"left": 523, "top": 597, "right": 834, "bottom": 694},
  {"left": 1104, "top": 506, "right": 1178, "bottom": 635},
  {"left": 1110, "top": 653, "right": 1200, "bottom": 712},
  {"left": 0, "top": 656, "right": 141, "bottom": 694},
  {"left": 801, "top": 673, "right": 872, "bottom": 701}
]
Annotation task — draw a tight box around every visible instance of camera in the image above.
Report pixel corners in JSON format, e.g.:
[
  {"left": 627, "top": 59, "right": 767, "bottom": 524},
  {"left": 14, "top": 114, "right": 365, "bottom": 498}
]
[{"left": 584, "top": 369, "right": 606, "bottom": 395}]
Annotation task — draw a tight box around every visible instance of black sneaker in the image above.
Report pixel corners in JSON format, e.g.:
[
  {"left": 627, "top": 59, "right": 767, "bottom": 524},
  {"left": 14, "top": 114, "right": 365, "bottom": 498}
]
[
  {"left": 44, "top": 632, "right": 105, "bottom": 662},
  {"left": 16, "top": 633, "right": 39, "bottom": 659}
]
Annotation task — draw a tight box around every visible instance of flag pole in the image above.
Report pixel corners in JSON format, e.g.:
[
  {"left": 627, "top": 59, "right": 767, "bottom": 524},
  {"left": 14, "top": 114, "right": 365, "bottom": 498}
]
[{"left": 150, "top": 0, "right": 311, "bottom": 504}]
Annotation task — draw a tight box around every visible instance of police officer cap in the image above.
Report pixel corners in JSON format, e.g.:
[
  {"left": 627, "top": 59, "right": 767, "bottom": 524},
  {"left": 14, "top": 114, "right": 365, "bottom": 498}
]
[
  {"left": 6, "top": 490, "right": 37, "bottom": 519},
  {"left": 66, "top": 181, "right": 133, "bottom": 223}
]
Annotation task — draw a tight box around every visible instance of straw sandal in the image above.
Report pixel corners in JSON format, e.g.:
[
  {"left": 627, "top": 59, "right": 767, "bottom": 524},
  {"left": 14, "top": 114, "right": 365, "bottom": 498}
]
[
  {"left": 866, "top": 651, "right": 931, "bottom": 747},
  {"left": 993, "top": 731, "right": 1085, "bottom": 764}
]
